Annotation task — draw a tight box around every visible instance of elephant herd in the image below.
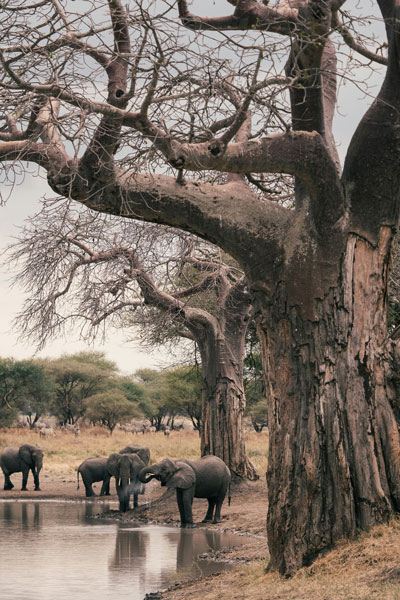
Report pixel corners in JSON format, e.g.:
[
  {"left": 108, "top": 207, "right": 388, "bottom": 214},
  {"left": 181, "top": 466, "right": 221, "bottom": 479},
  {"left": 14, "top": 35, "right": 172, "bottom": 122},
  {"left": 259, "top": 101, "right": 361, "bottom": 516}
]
[
  {"left": 77, "top": 445, "right": 151, "bottom": 512},
  {"left": 0, "top": 443, "right": 231, "bottom": 528}
]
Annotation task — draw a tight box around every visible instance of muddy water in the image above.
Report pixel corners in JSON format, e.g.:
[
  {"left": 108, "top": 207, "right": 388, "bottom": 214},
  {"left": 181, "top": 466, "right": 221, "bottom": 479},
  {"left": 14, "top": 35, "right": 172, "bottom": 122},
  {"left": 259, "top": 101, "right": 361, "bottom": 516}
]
[{"left": 0, "top": 500, "right": 248, "bottom": 599}]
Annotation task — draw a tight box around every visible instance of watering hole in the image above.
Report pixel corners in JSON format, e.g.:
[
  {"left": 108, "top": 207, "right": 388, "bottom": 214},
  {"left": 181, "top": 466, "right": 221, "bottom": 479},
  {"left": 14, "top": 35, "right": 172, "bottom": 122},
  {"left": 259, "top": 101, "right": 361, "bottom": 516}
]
[{"left": 0, "top": 500, "right": 250, "bottom": 599}]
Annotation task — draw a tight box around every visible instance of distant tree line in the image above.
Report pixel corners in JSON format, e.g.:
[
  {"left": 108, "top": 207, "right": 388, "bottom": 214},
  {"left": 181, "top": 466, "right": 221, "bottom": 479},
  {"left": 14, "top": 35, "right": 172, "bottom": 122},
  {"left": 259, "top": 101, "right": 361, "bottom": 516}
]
[{"left": 0, "top": 348, "right": 266, "bottom": 435}]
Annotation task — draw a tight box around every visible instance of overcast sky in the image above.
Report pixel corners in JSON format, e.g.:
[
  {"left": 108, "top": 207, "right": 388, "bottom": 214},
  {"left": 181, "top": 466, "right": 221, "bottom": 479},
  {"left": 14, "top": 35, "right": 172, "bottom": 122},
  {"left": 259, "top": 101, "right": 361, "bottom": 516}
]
[
  {"left": 0, "top": 0, "right": 385, "bottom": 375},
  {"left": 0, "top": 174, "right": 171, "bottom": 374}
]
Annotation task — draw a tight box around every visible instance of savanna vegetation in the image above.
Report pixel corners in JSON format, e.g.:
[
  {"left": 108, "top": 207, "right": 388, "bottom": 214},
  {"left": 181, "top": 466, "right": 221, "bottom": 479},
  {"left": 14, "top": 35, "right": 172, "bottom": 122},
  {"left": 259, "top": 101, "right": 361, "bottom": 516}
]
[
  {"left": 0, "top": 426, "right": 267, "bottom": 479},
  {"left": 0, "top": 349, "right": 266, "bottom": 436}
]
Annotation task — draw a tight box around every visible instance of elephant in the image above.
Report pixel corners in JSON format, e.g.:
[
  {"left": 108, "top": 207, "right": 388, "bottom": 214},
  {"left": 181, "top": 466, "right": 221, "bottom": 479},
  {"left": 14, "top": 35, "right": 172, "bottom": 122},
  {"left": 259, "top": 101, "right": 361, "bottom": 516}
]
[
  {"left": 106, "top": 449, "right": 150, "bottom": 512},
  {"left": 0, "top": 444, "right": 43, "bottom": 491},
  {"left": 119, "top": 445, "right": 150, "bottom": 466},
  {"left": 138, "top": 455, "right": 231, "bottom": 528},
  {"left": 77, "top": 457, "right": 110, "bottom": 497}
]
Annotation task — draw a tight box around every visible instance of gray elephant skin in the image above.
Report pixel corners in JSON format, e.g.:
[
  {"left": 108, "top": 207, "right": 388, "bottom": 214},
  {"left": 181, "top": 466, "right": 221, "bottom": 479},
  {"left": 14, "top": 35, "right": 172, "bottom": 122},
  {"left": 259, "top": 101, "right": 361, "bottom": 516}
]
[
  {"left": 77, "top": 457, "right": 110, "bottom": 497},
  {"left": 119, "top": 445, "right": 150, "bottom": 466},
  {"left": 107, "top": 446, "right": 150, "bottom": 512},
  {"left": 139, "top": 455, "right": 231, "bottom": 527},
  {"left": 0, "top": 444, "right": 43, "bottom": 491}
]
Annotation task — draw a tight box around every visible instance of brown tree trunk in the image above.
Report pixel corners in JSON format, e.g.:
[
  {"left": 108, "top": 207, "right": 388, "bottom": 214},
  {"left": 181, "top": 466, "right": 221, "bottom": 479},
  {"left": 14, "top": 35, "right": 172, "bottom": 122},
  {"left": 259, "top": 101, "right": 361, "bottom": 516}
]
[
  {"left": 198, "top": 334, "right": 258, "bottom": 481},
  {"left": 257, "top": 227, "right": 400, "bottom": 575}
]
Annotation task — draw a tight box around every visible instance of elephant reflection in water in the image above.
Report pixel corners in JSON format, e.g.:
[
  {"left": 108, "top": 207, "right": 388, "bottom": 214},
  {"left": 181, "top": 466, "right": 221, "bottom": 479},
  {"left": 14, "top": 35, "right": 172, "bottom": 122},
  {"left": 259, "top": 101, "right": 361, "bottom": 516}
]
[
  {"left": 109, "top": 525, "right": 227, "bottom": 586},
  {"left": 109, "top": 526, "right": 177, "bottom": 590},
  {"left": 109, "top": 527, "right": 148, "bottom": 587},
  {"left": 177, "top": 529, "right": 222, "bottom": 571},
  {"left": 21, "top": 502, "right": 41, "bottom": 531},
  {"left": 84, "top": 502, "right": 111, "bottom": 519},
  {"left": 2, "top": 502, "right": 41, "bottom": 530}
]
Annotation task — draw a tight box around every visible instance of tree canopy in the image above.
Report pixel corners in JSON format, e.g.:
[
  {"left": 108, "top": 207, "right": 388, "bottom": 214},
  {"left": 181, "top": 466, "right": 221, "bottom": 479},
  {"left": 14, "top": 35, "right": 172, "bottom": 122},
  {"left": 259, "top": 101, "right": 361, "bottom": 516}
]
[
  {"left": 0, "top": 357, "right": 54, "bottom": 427},
  {"left": 163, "top": 364, "right": 202, "bottom": 431},
  {"left": 85, "top": 390, "right": 138, "bottom": 433},
  {"left": 46, "top": 351, "right": 120, "bottom": 424}
]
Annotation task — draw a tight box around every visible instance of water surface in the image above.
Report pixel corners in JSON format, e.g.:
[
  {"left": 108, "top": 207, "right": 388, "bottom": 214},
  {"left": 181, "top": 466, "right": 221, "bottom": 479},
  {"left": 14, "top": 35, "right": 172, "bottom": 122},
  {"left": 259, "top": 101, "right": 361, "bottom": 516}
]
[{"left": 0, "top": 500, "right": 248, "bottom": 600}]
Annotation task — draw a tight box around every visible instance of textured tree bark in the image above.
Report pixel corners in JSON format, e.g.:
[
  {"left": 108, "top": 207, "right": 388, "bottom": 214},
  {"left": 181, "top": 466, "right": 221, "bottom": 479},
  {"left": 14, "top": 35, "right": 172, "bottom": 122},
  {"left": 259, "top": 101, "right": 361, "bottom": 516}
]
[
  {"left": 200, "top": 334, "right": 258, "bottom": 480},
  {"left": 257, "top": 227, "right": 400, "bottom": 575},
  {"left": 130, "top": 251, "right": 258, "bottom": 481}
]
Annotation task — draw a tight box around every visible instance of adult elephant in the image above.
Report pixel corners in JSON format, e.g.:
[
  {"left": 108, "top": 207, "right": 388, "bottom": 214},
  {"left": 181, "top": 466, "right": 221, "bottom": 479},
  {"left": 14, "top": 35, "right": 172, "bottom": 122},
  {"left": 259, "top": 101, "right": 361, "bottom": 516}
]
[
  {"left": 119, "top": 445, "right": 150, "bottom": 466},
  {"left": 138, "top": 456, "right": 231, "bottom": 528},
  {"left": 106, "top": 450, "right": 149, "bottom": 512},
  {"left": 77, "top": 457, "right": 110, "bottom": 497},
  {"left": 0, "top": 444, "right": 43, "bottom": 491}
]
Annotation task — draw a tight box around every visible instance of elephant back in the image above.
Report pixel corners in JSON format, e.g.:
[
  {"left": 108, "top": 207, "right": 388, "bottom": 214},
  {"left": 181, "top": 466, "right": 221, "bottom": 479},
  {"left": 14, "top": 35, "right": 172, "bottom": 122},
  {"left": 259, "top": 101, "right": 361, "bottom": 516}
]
[
  {"left": 78, "top": 456, "right": 108, "bottom": 473},
  {"left": 191, "top": 456, "right": 231, "bottom": 498},
  {"left": 0, "top": 447, "right": 19, "bottom": 469},
  {"left": 119, "top": 445, "right": 150, "bottom": 466}
]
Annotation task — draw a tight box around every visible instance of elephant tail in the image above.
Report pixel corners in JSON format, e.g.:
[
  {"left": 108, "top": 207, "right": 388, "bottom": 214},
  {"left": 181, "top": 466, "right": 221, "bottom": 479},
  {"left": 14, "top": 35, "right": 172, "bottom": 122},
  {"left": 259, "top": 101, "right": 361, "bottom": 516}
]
[
  {"left": 228, "top": 482, "right": 231, "bottom": 506},
  {"left": 77, "top": 469, "right": 80, "bottom": 490}
]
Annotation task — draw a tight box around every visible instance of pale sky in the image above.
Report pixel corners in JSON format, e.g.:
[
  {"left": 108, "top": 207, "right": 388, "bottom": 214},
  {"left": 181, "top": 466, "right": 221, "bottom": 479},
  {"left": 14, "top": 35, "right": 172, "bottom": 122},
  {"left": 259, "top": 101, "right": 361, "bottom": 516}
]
[
  {"left": 0, "top": 0, "right": 385, "bottom": 375},
  {"left": 0, "top": 173, "right": 172, "bottom": 374}
]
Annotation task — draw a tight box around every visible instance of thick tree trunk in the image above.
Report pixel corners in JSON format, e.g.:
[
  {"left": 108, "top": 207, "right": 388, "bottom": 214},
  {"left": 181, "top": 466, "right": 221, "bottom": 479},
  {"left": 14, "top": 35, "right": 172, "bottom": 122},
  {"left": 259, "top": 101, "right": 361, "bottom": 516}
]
[
  {"left": 199, "top": 336, "right": 258, "bottom": 481},
  {"left": 257, "top": 227, "right": 400, "bottom": 575}
]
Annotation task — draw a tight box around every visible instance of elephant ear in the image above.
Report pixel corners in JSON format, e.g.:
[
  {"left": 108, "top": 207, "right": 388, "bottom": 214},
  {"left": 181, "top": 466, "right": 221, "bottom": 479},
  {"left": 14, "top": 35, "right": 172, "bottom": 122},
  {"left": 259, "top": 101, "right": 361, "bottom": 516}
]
[
  {"left": 128, "top": 454, "right": 143, "bottom": 470},
  {"left": 166, "top": 461, "right": 195, "bottom": 490},
  {"left": 18, "top": 445, "right": 33, "bottom": 467},
  {"left": 106, "top": 453, "right": 120, "bottom": 476}
]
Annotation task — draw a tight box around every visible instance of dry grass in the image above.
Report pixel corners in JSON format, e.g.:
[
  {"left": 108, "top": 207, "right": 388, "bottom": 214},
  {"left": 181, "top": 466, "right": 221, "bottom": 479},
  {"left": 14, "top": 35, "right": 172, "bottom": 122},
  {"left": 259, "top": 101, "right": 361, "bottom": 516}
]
[
  {"left": 162, "top": 520, "right": 400, "bottom": 600},
  {"left": 0, "top": 427, "right": 269, "bottom": 476}
]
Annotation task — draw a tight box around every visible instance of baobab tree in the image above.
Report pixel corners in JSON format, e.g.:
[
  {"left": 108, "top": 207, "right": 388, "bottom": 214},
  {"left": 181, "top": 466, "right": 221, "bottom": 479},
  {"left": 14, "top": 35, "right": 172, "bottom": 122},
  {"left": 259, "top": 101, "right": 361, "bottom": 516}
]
[
  {"left": 8, "top": 206, "right": 257, "bottom": 479},
  {"left": 1, "top": 0, "right": 400, "bottom": 575}
]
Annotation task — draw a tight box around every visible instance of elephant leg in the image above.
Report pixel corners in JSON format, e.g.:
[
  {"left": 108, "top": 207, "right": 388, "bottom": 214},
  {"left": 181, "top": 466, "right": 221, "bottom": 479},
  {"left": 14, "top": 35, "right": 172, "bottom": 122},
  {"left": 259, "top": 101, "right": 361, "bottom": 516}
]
[
  {"left": 202, "top": 498, "right": 217, "bottom": 523},
  {"left": 117, "top": 485, "right": 129, "bottom": 512},
  {"left": 176, "top": 489, "right": 186, "bottom": 526},
  {"left": 99, "top": 475, "right": 110, "bottom": 496},
  {"left": 133, "top": 493, "right": 138, "bottom": 508},
  {"left": 32, "top": 469, "right": 41, "bottom": 491},
  {"left": 3, "top": 472, "right": 14, "bottom": 490},
  {"left": 84, "top": 482, "right": 95, "bottom": 497},
  {"left": 116, "top": 485, "right": 123, "bottom": 510},
  {"left": 21, "top": 469, "right": 29, "bottom": 491},
  {"left": 213, "top": 497, "right": 224, "bottom": 523},
  {"left": 180, "top": 487, "right": 195, "bottom": 528}
]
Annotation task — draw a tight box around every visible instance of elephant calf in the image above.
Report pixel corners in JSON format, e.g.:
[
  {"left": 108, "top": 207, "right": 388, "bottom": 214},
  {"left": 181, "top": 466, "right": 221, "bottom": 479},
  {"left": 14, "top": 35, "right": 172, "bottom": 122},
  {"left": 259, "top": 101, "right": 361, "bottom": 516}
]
[
  {"left": 77, "top": 457, "right": 110, "bottom": 497},
  {"left": 139, "top": 455, "right": 231, "bottom": 528},
  {"left": 0, "top": 444, "right": 43, "bottom": 491}
]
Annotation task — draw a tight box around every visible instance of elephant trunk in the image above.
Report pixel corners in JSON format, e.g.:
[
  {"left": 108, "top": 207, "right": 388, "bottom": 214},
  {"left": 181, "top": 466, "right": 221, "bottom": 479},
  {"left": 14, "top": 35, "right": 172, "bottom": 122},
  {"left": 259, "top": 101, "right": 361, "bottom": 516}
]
[
  {"left": 117, "top": 476, "right": 130, "bottom": 512},
  {"left": 138, "top": 466, "right": 157, "bottom": 484},
  {"left": 34, "top": 454, "right": 43, "bottom": 475}
]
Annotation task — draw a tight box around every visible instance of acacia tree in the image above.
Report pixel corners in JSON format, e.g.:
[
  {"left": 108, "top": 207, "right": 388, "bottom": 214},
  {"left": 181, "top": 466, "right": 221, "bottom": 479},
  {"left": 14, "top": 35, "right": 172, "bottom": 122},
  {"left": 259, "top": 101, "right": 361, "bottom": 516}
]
[
  {"left": 0, "top": 358, "right": 53, "bottom": 427},
  {"left": 2, "top": 0, "right": 400, "bottom": 575},
  {"left": 8, "top": 207, "right": 257, "bottom": 478},
  {"left": 85, "top": 390, "right": 138, "bottom": 433},
  {"left": 47, "top": 351, "right": 119, "bottom": 424},
  {"left": 164, "top": 365, "right": 203, "bottom": 432}
]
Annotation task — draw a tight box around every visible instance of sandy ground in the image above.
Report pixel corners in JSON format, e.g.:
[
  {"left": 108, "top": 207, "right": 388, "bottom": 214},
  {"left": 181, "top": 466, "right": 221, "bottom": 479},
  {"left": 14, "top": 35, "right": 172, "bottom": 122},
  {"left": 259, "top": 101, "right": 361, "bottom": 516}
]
[{"left": 0, "top": 471, "right": 269, "bottom": 597}]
